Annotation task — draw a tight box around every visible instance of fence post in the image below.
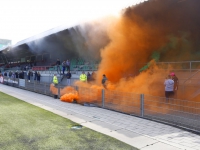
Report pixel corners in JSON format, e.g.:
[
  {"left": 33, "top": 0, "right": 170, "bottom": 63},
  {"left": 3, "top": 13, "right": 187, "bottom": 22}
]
[
  {"left": 102, "top": 89, "right": 105, "bottom": 108},
  {"left": 58, "top": 85, "right": 60, "bottom": 98},
  {"left": 44, "top": 83, "right": 46, "bottom": 95},
  {"left": 17, "top": 79, "right": 19, "bottom": 88},
  {"left": 75, "top": 86, "right": 78, "bottom": 92},
  {"left": 34, "top": 81, "right": 36, "bottom": 92},
  {"left": 140, "top": 94, "right": 144, "bottom": 117},
  {"left": 190, "top": 61, "right": 192, "bottom": 73}
]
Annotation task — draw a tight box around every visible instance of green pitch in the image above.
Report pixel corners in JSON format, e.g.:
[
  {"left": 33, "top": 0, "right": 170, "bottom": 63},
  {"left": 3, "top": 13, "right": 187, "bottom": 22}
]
[{"left": 0, "top": 92, "right": 137, "bottom": 150}]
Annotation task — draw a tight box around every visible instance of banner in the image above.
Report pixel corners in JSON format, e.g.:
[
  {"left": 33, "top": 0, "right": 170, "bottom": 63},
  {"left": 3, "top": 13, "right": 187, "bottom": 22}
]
[{"left": 19, "top": 79, "right": 25, "bottom": 87}]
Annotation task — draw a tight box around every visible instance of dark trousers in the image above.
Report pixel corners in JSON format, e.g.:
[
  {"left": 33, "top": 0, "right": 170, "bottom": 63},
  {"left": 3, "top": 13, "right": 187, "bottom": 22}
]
[
  {"left": 66, "top": 65, "right": 70, "bottom": 71},
  {"left": 62, "top": 67, "right": 66, "bottom": 74},
  {"left": 165, "top": 91, "right": 174, "bottom": 101},
  {"left": 57, "top": 65, "right": 61, "bottom": 74},
  {"left": 54, "top": 83, "right": 58, "bottom": 99}
]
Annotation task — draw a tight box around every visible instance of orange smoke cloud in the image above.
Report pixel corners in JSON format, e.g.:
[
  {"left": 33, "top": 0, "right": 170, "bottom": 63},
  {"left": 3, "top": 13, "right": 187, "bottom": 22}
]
[
  {"left": 60, "top": 86, "right": 79, "bottom": 103},
  {"left": 58, "top": 0, "right": 200, "bottom": 104},
  {"left": 93, "top": 13, "right": 168, "bottom": 96},
  {"left": 89, "top": 0, "right": 200, "bottom": 100}
]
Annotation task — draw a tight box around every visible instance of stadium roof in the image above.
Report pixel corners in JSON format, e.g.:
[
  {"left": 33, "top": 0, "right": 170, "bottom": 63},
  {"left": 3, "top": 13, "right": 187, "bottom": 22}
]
[{"left": 13, "top": 25, "right": 72, "bottom": 48}]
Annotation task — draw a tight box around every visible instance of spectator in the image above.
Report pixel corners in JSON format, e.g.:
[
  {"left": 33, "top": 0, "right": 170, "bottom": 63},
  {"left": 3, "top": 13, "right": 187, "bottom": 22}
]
[
  {"left": 19, "top": 71, "right": 24, "bottom": 79},
  {"left": 37, "top": 72, "right": 41, "bottom": 83},
  {"left": 56, "top": 59, "right": 61, "bottom": 74},
  {"left": 102, "top": 74, "right": 108, "bottom": 89},
  {"left": 11, "top": 72, "right": 15, "bottom": 80},
  {"left": 0, "top": 74, "right": 3, "bottom": 83},
  {"left": 170, "top": 72, "right": 179, "bottom": 99},
  {"left": 21, "top": 71, "right": 25, "bottom": 79},
  {"left": 34, "top": 71, "right": 38, "bottom": 81},
  {"left": 79, "top": 71, "right": 87, "bottom": 82},
  {"left": 15, "top": 71, "right": 19, "bottom": 78},
  {"left": 87, "top": 72, "right": 91, "bottom": 82},
  {"left": 19, "top": 71, "right": 22, "bottom": 79},
  {"left": 27, "top": 71, "right": 31, "bottom": 82},
  {"left": 4, "top": 72, "right": 7, "bottom": 77},
  {"left": 66, "top": 71, "right": 71, "bottom": 85},
  {"left": 91, "top": 71, "right": 96, "bottom": 81},
  {"left": 30, "top": 71, "right": 33, "bottom": 80},
  {"left": 66, "top": 60, "right": 70, "bottom": 71},
  {"left": 53, "top": 74, "right": 58, "bottom": 99},
  {"left": 62, "top": 60, "right": 66, "bottom": 75},
  {"left": 9, "top": 71, "right": 12, "bottom": 78},
  {"left": 164, "top": 75, "right": 174, "bottom": 101}
]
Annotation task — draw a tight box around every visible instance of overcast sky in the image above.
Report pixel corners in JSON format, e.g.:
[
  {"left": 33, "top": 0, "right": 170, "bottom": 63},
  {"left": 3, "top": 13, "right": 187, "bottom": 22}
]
[{"left": 0, "top": 0, "right": 146, "bottom": 45}]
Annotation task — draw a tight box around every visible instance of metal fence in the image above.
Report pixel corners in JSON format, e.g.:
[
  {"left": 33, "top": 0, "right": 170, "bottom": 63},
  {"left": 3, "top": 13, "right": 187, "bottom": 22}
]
[{"left": 2, "top": 77, "right": 200, "bottom": 133}]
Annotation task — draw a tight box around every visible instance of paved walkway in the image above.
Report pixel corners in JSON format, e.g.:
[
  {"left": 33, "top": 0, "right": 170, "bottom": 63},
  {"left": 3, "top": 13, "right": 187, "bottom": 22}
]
[{"left": 0, "top": 84, "right": 200, "bottom": 150}]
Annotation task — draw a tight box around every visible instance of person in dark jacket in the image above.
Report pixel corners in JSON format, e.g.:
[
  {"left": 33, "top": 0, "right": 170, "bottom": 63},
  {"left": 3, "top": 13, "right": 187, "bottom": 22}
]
[
  {"left": 15, "top": 71, "right": 19, "bottom": 78},
  {"left": 87, "top": 72, "right": 91, "bottom": 82},
  {"left": 102, "top": 74, "right": 108, "bottom": 89},
  {"left": 56, "top": 59, "right": 61, "bottom": 74},
  {"left": 62, "top": 60, "right": 66, "bottom": 75},
  {"left": 37, "top": 72, "right": 41, "bottom": 82},
  {"left": 66, "top": 71, "right": 71, "bottom": 85},
  {"left": 170, "top": 72, "right": 179, "bottom": 99},
  {"left": 9, "top": 71, "right": 12, "bottom": 78},
  {"left": 34, "top": 71, "right": 38, "bottom": 81},
  {"left": 4, "top": 72, "right": 7, "bottom": 77}
]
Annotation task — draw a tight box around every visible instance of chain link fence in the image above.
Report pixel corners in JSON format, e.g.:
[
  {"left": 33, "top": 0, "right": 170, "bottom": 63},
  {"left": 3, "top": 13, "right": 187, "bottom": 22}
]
[{"left": 2, "top": 76, "right": 200, "bottom": 133}]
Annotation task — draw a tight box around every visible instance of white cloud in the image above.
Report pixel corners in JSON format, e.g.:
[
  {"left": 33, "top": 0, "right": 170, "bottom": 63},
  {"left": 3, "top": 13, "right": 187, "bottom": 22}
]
[{"left": 0, "top": 0, "right": 147, "bottom": 45}]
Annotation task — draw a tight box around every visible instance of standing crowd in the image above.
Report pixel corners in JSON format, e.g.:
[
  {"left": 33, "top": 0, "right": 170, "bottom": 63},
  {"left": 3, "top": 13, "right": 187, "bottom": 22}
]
[{"left": 2, "top": 70, "right": 41, "bottom": 83}]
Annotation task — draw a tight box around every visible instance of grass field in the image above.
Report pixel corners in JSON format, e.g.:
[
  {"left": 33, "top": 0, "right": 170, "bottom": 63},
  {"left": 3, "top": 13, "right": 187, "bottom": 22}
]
[{"left": 0, "top": 92, "right": 137, "bottom": 150}]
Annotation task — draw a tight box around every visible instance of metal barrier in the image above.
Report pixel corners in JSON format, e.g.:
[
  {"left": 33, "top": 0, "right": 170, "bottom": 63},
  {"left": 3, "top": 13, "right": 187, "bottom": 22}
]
[
  {"left": 143, "top": 95, "right": 200, "bottom": 132},
  {"left": 2, "top": 77, "right": 200, "bottom": 133},
  {"left": 104, "top": 90, "right": 141, "bottom": 116}
]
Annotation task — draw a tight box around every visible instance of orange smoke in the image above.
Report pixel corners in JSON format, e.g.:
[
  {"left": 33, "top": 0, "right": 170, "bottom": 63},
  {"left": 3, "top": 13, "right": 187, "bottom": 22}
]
[
  {"left": 58, "top": 0, "right": 200, "bottom": 104},
  {"left": 60, "top": 92, "right": 79, "bottom": 103},
  {"left": 88, "top": 0, "right": 200, "bottom": 100},
  {"left": 60, "top": 86, "right": 79, "bottom": 103}
]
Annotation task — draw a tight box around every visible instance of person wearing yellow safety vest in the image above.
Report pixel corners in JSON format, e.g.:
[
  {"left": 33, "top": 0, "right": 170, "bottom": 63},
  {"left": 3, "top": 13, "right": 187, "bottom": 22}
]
[
  {"left": 53, "top": 74, "right": 59, "bottom": 99},
  {"left": 53, "top": 74, "right": 59, "bottom": 85},
  {"left": 79, "top": 71, "right": 87, "bottom": 82}
]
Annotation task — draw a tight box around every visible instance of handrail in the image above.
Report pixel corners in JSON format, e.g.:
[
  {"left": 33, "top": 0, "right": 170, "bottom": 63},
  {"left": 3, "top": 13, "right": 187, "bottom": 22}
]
[{"left": 183, "top": 69, "right": 200, "bottom": 85}]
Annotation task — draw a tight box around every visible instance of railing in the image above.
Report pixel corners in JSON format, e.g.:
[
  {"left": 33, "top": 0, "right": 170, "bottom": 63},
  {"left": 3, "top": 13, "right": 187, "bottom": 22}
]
[
  {"left": 136, "top": 61, "right": 200, "bottom": 74},
  {"left": 32, "top": 64, "right": 98, "bottom": 72},
  {"left": 2, "top": 77, "right": 200, "bottom": 134},
  {"left": 183, "top": 70, "right": 200, "bottom": 85},
  {"left": 156, "top": 61, "right": 200, "bottom": 72}
]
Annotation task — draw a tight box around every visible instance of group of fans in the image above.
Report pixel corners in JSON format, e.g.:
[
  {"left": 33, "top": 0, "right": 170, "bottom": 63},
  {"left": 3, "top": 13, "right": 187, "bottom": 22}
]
[
  {"left": 79, "top": 71, "right": 97, "bottom": 82},
  {"left": 55, "top": 59, "right": 70, "bottom": 75},
  {"left": 0, "top": 70, "right": 41, "bottom": 82},
  {"left": 79, "top": 71, "right": 108, "bottom": 88}
]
